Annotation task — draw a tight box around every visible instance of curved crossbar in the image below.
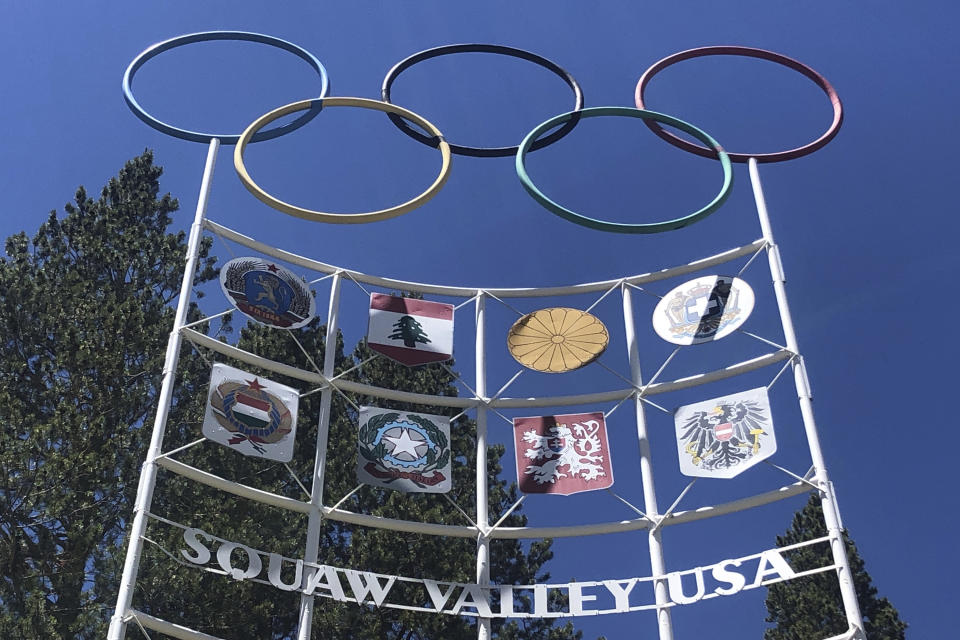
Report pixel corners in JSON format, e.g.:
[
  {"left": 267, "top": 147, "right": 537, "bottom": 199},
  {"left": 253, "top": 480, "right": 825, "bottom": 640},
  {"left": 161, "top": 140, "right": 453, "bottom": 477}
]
[
  {"left": 129, "top": 610, "right": 226, "bottom": 640},
  {"left": 183, "top": 328, "right": 791, "bottom": 407},
  {"left": 156, "top": 455, "right": 810, "bottom": 540},
  {"left": 204, "top": 220, "right": 765, "bottom": 298}
]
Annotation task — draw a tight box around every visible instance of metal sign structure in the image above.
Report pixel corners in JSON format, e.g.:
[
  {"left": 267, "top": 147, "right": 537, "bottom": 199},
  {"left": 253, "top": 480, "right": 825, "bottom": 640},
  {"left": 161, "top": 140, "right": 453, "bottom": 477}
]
[{"left": 108, "top": 33, "right": 863, "bottom": 640}]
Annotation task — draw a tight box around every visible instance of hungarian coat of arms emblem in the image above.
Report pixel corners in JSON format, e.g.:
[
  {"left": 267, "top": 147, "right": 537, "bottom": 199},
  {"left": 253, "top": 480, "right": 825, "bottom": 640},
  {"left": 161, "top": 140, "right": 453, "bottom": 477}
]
[{"left": 202, "top": 363, "right": 299, "bottom": 462}]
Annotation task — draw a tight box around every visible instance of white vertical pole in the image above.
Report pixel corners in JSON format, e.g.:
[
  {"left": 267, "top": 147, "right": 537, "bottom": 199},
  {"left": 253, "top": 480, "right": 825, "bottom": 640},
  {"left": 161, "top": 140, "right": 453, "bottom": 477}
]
[
  {"left": 748, "top": 158, "right": 865, "bottom": 638},
  {"left": 475, "top": 293, "right": 491, "bottom": 640},
  {"left": 297, "top": 272, "right": 342, "bottom": 640},
  {"left": 622, "top": 284, "right": 674, "bottom": 640},
  {"left": 107, "top": 138, "right": 220, "bottom": 640}
]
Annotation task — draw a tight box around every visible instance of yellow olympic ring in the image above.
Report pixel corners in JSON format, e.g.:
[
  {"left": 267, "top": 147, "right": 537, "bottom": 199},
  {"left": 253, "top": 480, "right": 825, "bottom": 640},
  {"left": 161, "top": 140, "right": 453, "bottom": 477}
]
[{"left": 234, "top": 97, "right": 452, "bottom": 224}]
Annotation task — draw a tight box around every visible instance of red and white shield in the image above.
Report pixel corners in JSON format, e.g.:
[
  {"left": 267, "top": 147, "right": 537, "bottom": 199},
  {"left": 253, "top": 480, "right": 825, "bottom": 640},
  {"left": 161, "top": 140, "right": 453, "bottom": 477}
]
[
  {"left": 714, "top": 422, "right": 734, "bottom": 441},
  {"left": 513, "top": 412, "right": 614, "bottom": 495}
]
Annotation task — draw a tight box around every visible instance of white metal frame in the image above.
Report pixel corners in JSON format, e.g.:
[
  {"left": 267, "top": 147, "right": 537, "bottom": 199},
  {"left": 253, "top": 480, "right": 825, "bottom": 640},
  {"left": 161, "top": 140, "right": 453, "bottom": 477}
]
[
  {"left": 108, "top": 149, "right": 865, "bottom": 640},
  {"left": 108, "top": 138, "right": 220, "bottom": 640}
]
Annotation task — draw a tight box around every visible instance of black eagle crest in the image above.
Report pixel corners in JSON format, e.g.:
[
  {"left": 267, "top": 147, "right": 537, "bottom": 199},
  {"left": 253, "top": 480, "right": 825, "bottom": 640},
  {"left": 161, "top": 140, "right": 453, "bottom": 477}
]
[{"left": 679, "top": 399, "right": 768, "bottom": 471}]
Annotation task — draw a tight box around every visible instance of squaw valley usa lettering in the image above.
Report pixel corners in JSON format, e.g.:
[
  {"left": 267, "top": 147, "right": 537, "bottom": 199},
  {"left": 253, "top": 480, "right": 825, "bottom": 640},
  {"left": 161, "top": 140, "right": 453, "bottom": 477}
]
[{"left": 174, "top": 519, "right": 839, "bottom": 618}]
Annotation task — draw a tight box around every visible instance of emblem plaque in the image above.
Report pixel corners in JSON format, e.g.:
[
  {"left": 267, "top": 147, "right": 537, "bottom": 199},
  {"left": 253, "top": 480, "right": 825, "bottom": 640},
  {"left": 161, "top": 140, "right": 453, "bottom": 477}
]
[
  {"left": 220, "top": 257, "right": 316, "bottom": 330},
  {"left": 202, "top": 363, "right": 299, "bottom": 462},
  {"left": 513, "top": 412, "right": 614, "bottom": 495},
  {"left": 652, "top": 275, "right": 754, "bottom": 345},
  {"left": 507, "top": 308, "right": 608, "bottom": 373},
  {"left": 674, "top": 387, "right": 776, "bottom": 479},
  {"left": 367, "top": 294, "right": 454, "bottom": 366},
  {"left": 358, "top": 407, "right": 452, "bottom": 493}
]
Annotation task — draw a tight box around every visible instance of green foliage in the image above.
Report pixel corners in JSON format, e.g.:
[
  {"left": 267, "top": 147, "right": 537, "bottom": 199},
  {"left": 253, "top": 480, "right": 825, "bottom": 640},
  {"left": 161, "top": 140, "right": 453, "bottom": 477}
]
[
  {"left": 764, "top": 495, "right": 906, "bottom": 640},
  {"left": 0, "top": 151, "right": 217, "bottom": 639},
  {"left": 0, "top": 154, "right": 588, "bottom": 640}
]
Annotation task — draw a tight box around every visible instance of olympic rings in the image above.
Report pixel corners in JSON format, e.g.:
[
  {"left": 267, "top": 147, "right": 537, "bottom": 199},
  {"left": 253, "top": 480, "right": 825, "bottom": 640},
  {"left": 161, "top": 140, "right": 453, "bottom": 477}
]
[
  {"left": 123, "top": 31, "right": 330, "bottom": 144},
  {"left": 235, "top": 97, "right": 452, "bottom": 224},
  {"left": 635, "top": 46, "right": 843, "bottom": 163},
  {"left": 382, "top": 44, "right": 584, "bottom": 157},
  {"left": 516, "top": 107, "right": 732, "bottom": 234}
]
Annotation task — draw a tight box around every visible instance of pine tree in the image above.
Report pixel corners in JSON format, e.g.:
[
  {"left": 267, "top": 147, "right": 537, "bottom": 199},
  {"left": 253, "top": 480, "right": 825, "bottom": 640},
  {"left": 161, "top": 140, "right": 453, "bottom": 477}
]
[
  {"left": 0, "top": 154, "right": 589, "bottom": 639},
  {"left": 764, "top": 494, "right": 906, "bottom": 640},
  {"left": 0, "top": 152, "right": 217, "bottom": 639}
]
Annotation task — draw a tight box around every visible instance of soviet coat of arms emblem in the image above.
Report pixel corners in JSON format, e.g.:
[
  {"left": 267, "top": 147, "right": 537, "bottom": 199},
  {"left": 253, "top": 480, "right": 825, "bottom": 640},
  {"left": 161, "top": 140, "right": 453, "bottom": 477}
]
[{"left": 220, "top": 257, "right": 315, "bottom": 329}]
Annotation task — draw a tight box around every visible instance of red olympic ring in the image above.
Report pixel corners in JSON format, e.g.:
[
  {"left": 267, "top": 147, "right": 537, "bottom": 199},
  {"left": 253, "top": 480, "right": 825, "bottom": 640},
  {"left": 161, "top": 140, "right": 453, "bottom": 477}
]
[{"left": 635, "top": 46, "right": 843, "bottom": 163}]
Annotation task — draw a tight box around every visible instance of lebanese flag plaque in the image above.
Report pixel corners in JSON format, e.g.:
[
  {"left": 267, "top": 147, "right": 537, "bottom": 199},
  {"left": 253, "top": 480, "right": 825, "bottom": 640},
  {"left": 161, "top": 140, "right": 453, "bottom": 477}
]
[
  {"left": 367, "top": 293, "right": 454, "bottom": 366},
  {"left": 513, "top": 412, "right": 614, "bottom": 495}
]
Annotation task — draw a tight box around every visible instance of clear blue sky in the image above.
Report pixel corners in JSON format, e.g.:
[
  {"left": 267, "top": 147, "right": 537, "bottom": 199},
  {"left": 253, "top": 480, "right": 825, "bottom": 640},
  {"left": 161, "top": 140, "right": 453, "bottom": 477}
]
[{"left": 2, "top": 2, "right": 956, "bottom": 638}]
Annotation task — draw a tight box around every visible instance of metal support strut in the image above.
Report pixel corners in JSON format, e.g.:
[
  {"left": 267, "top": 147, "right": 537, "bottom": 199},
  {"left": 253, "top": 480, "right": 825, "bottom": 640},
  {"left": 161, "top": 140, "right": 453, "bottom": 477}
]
[
  {"left": 749, "top": 158, "right": 865, "bottom": 639},
  {"left": 475, "top": 293, "right": 492, "bottom": 640},
  {"left": 296, "top": 272, "right": 343, "bottom": 640},
  {"left": 108, "top": 138, "right": 221, "bottom": 640},
  {"left": 622, "top": 284, "right": 674, "bottom": 640}
]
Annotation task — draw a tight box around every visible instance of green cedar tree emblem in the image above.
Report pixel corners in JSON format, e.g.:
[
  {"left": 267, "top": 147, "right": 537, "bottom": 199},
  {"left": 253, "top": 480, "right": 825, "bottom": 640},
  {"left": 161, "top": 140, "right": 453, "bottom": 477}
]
[{"left": 388, "top": 315, "right": 431, "bottom": 348}]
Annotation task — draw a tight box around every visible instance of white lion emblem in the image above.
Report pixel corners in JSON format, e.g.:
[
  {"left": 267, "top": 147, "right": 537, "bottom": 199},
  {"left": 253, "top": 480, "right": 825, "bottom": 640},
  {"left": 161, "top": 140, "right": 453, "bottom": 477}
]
[{"left": 522, "top": 419, "right": 606, "bottom": 484}]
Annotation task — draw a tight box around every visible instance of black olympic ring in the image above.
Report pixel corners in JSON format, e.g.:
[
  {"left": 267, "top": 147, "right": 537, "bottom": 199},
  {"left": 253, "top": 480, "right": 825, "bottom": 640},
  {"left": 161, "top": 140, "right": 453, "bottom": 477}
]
[{"left": 381, "top": 43, "right": 584, "bottom": 157}]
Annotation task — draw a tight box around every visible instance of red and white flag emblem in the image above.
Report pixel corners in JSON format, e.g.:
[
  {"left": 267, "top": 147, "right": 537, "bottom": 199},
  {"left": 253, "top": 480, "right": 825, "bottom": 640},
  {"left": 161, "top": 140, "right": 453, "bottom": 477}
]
[
  {"left": 513, "top": 412, "right": 614, "bottom": 495},
  {"left": 367, "top": 294, "right": 454, "bottom": 367},
  {"left": 714, "top": 423, "right": 734, "bottom": 441},
  {"left": 202, "top": 363, "right": 299, "bottom": 462}
]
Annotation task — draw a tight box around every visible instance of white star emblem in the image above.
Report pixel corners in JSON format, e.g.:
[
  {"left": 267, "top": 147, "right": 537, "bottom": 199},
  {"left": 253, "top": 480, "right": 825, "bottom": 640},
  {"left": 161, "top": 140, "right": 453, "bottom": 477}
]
[{"left": 384, "top": 429, "right": 427, "bottom": 460}]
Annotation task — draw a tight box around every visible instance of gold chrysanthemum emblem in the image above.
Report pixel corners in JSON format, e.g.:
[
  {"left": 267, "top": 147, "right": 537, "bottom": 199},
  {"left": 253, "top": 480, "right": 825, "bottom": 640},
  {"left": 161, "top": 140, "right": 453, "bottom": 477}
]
[{"left": 507, "top": 308, "right": 609, "bottom": 373}]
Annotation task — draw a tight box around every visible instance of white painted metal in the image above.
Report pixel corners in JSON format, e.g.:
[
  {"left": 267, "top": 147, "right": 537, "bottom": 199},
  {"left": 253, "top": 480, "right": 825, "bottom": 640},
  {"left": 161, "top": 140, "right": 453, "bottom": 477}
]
[
  {"left": 114, "top": 156, "right": 863, "bottom": 638},
  {"left": 129, "top": 610, "right": 227, "bottom": 640},
  {"left": 297, "top": 273, "right": 342, "bottom": 640},
  {"left": 475, "top": 293, "right": 492, "bottom": 640},
  {"left": 205, "top": 219, "right": 764, "bottom": 298},
  {"left": 749, "top": 158, "right": 865, "bottom": 638},
  {"left": 182, "top": 327, "right": 793, "bottom": 408},
  {"left": 108, "top": 138, "right": 220, "bottom": 640},
  {"left": 156, "top": 456, "right": 313, "bottom": 512},
  {"left": 621, "top": 284, "right": 674, "bottom": 640},
  {"left": 155, "top": 453, "right": 811, "bottom": 538}
]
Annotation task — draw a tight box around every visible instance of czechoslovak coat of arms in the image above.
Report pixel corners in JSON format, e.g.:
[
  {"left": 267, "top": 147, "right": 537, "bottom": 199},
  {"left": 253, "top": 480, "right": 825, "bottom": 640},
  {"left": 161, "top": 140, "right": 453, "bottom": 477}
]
[
  {"left": 674, "top": 387, "right": 776, "bottom": 479},
  {"left": 220, "top": 257, "right": 315, "bottom": 330},
  {"left": 357, "top": 407, "right": 452, "bottom": 493},
  {"left": 513, "top": 412, "right": 614, "bottom": 495},
  {"left": 202, "top": 363, "right": 300, "bottom": 462}
]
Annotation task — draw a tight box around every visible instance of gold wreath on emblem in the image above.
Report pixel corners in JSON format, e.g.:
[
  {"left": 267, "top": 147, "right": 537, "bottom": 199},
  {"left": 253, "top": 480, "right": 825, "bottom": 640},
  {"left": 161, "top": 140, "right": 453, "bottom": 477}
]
[{"left": 507, "top": 308, "right": 609, "bottom": 373}]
